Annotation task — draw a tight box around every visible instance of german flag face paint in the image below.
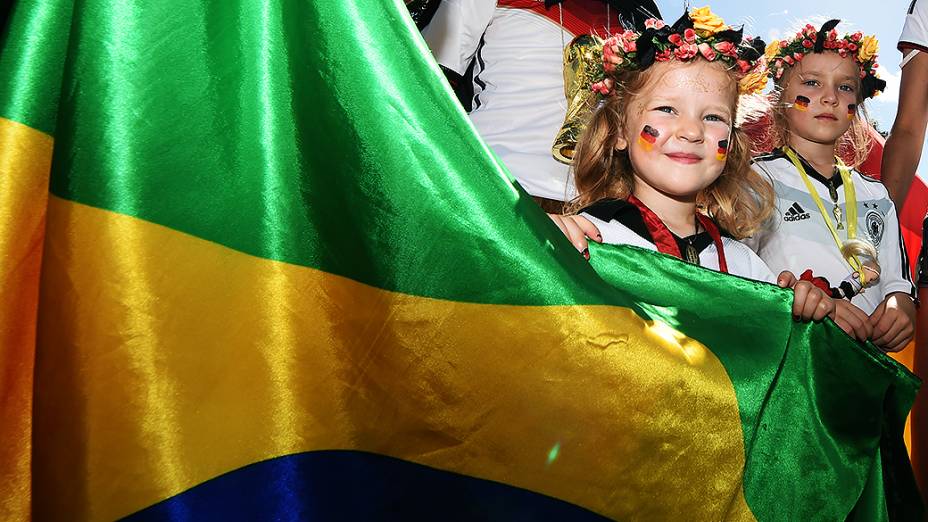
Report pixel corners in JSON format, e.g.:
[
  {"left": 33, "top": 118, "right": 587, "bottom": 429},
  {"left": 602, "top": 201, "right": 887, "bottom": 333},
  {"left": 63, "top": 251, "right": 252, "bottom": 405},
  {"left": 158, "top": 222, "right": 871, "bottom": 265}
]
[
  {"left": 716, "top": 139, "right": 729, "bottom": 161},
  {"left": 847, "top": 104, "right": 856, "bottom": 120},
  {"left": 792, "top": 95, "right": 810, "bottom": 111},
  {"left": 638, "top": 125, "right": 659, "bottom": 151}
]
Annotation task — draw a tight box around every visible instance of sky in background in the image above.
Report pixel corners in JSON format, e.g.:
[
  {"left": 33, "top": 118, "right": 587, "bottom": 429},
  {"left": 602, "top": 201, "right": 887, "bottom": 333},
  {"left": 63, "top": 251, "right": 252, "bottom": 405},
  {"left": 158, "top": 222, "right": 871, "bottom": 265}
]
[{"left": 651, "top": 0, "right": 921, "bottom": 174}]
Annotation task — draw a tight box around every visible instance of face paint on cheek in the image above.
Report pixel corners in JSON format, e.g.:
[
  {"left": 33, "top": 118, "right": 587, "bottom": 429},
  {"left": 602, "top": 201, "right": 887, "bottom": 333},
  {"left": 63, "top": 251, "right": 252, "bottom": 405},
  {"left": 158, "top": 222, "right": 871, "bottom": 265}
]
[
  {"left": 793, "top": 95, "right": 810, "bottom": 111},
  {"left": 716, "top": 139, "right": 729, "bottom": 161},
  {"left": 847, "top": 104, "right": 857, "bottom": 120},
  {"left": 638, "top": 125, "right": 659, "bottom": 151}
]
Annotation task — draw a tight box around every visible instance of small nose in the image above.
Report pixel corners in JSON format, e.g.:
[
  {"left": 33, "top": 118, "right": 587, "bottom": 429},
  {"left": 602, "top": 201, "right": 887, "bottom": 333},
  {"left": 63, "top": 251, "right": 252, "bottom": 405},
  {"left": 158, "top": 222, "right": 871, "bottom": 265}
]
[
  {"left": 675, "top": 115, "right": 704, "bottom": 143},
  {"left": 821, "top": 85, "right": 839, "bottom": 106}
]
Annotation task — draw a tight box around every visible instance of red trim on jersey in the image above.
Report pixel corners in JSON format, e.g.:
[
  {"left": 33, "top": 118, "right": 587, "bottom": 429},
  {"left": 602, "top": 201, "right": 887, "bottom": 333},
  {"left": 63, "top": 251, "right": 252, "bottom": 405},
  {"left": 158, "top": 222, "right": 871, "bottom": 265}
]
[
  {"left": 627, "top": 195, "right": 729, "bottom": 273},
  {"left": 497, "top": 0, "right": 621, "bottom": 38},
  {"left": 697, "top": 213, "right": 729, "bottom": 274}
]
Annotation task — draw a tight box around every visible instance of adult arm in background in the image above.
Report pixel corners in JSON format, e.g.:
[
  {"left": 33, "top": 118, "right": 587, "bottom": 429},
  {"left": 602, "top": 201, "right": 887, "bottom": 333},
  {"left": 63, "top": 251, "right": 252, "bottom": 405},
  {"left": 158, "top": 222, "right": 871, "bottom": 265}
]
[
  {"left": 420, "top": 0, "right": 497, "bottom": 108},
  {"left": 882, "top": 50, "right": 928, "bottom": 210}
]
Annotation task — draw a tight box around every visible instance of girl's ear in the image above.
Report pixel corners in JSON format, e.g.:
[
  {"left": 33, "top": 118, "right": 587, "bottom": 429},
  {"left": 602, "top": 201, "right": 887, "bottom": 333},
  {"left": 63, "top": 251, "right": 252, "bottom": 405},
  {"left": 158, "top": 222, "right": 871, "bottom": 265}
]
[{"left": 615, "top": 132, "right": 629, "bottom": 151}]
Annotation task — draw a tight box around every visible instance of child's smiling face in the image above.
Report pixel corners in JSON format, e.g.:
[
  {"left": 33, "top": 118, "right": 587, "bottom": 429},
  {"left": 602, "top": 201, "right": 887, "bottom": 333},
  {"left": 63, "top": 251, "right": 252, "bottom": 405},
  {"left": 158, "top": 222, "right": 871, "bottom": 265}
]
[
  {"left": 781, "top": 52, "right": 861, "bottom": 147},
  {"left": 616, "top": 60, "right": 736, "bottom": 201}
]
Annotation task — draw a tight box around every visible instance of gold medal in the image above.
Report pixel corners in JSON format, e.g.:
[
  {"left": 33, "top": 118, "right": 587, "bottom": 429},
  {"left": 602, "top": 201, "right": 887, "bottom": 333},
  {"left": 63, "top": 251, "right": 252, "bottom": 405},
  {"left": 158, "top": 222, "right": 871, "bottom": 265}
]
[{"left": 685, "top": 243, "right": 699, "bottom": 264}]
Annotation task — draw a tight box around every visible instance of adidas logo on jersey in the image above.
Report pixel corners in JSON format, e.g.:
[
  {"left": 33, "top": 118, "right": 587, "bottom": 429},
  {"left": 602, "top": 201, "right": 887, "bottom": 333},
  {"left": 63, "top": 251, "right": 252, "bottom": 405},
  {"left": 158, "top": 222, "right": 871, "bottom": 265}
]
[{"left": 784, "top": 202, "right": 811, "bottom": 222}]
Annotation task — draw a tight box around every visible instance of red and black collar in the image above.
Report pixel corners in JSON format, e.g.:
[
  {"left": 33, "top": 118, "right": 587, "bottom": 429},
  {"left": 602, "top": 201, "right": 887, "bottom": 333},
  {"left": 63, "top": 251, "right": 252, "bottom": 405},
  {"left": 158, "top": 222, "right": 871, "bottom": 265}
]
[{"left": 583, "top": 197, "right": 729, "bottom": 272}]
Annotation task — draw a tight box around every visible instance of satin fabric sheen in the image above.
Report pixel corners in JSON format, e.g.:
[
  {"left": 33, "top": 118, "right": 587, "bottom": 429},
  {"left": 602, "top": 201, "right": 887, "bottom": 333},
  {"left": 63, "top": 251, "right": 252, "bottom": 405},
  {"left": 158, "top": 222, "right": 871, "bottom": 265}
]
[
  {"left": 0, "top": 0, "right": 920, "bottom": 520},
  {"left": 0, "top": 118, "right": 51, "bottom": 521},
  {"left": 0, "top": 0, "right": 76, "bottom": 517},
  {"left": 36, "top": 196, "right": 753, "bottom": 521}
]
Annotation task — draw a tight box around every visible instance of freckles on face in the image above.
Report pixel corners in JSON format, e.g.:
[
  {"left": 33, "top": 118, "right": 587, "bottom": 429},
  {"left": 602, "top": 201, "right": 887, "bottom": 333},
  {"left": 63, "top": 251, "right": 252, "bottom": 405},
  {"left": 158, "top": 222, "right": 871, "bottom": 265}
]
[{"left": 637, "top": 125, "right": 660, "bottom": 151}]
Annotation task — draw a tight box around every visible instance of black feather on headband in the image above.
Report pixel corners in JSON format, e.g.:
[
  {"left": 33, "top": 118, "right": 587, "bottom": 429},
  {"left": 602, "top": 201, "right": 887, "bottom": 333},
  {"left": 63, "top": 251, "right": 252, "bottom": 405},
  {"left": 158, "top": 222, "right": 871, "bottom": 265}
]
[
  {"left": 813, "top": 19, "right": 841, "bottom": 53},
  {"left": 669, "top": 11, "right": 694, "bottom": 33},
  {"left": 861, "top": 74, "right": 887, "bottom": 98}
]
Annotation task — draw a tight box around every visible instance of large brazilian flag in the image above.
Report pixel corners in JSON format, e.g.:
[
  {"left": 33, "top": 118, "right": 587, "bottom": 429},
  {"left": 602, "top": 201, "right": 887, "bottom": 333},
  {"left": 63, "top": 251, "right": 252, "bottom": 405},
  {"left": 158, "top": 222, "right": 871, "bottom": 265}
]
[{"left": 0, "top": 0, "right": 922, "bottom": 520}]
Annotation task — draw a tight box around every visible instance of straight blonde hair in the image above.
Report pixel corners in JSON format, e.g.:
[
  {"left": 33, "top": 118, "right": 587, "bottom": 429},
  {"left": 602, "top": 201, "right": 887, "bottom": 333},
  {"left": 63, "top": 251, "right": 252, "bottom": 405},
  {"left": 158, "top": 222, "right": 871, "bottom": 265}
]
[{"left": 765, "top": 66, "right": 873, "bottom": 168}]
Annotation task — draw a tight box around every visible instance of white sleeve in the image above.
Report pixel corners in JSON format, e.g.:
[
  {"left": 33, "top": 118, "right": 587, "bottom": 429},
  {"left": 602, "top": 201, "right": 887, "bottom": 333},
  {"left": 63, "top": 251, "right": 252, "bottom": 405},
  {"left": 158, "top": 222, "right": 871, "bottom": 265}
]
[
  {"left": 740, "top": 241, "right": 777, "bottom": 283},
  {"left": 877, "top": 205, "right": 917, "bottom": 298},
  {"left": 900, "top": 0, "right": 928, "bottom": 57},
  {"left": 751, "top": 255, "right": 777, "bottom": 284},
  {"left": 420, "top": 0, "right": 498, "bottom": 76}
]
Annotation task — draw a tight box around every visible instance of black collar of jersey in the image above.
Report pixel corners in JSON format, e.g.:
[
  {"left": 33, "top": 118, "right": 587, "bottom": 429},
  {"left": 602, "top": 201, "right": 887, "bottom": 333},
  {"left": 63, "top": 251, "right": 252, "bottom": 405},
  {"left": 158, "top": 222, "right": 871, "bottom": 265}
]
[
  {"left": 582, "top": 198, "right": 716, "bottom": 257},
  {"left": 769, "top": 147, "right": 843, "bottom": 190}
]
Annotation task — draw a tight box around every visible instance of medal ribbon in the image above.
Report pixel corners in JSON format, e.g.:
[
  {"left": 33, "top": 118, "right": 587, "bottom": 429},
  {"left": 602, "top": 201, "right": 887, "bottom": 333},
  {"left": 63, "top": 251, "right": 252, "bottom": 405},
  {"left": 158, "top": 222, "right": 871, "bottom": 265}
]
[
  {"left": 782, "top": 147, "right": 865, "bottom": 284},
  {"left": 627, "top": 195, "right": 728, "bottom": 273}
]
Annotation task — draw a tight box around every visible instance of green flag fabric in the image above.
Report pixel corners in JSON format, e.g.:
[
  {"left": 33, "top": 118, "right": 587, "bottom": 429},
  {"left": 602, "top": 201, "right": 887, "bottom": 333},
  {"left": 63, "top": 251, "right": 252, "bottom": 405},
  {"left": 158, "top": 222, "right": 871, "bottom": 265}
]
[{"left": 0, "top": 0, "right": 921, "bottom": 520}]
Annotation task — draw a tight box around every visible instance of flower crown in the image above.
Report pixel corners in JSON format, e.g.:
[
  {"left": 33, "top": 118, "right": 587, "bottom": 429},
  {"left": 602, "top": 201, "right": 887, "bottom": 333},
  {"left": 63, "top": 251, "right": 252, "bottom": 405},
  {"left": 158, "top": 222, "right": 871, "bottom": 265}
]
[
  {"left": 591, "top": 7, "right": 768, "bottom": 96},
  {"left": 765, "top": 19, "right": 885, "bottom": 99}
]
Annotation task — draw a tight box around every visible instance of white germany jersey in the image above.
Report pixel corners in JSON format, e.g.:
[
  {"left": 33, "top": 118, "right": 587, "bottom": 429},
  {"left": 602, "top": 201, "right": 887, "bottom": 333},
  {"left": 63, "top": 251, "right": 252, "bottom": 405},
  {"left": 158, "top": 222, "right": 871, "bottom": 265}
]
[
  {"left": 421, "top": 0, "right": 617, "bottom": 201},
  {"left": 580, "top": 200, "right": 777, "bottom": 283},
  {"left": 900, "top": 0, "right": 928, "bottom": 63},
  {"left": 748, "top": 151, "right": 914, "bottom": 314}
]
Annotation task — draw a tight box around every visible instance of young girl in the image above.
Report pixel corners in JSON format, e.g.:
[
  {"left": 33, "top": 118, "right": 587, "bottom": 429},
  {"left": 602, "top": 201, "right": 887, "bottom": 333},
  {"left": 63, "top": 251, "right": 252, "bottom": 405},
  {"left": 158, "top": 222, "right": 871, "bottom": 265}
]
[
  {"left": 550, "top": 7, "right": 836, "bottom": 323},
  {"left": 747, "top": 20, "right": 916, "bottom": 351}
]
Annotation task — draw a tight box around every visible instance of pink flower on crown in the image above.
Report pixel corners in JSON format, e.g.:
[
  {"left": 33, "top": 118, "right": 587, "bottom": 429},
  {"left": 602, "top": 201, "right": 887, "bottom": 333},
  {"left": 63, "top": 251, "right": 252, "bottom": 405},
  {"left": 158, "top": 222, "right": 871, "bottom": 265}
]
[
  {"left": 737, "top": 59, "right": 751, "bottom": 73},
  {"left": 829, "top": 29, "right": 838, "bottom": 39},
  {"left": 784, "top": 55, "right": 794, "bottom": 65},
  {"left": 776, "top": 67, "right": 785, "bottom": 79},
  {"left": 804, "top": 24, "right": 816, "bottom": 35},
  {"left": 603, "top": 42, "right": 618, "bottom": 63},
  {"left": 698, "top": 42, "right": 717, "bottom": 60},
  {"left": 848, "top": 43, "right": 858, "bottom": 51},
  {"left": 793, "top": 52, "right": 803, "bottom": 61},
  {"left": 644, "top": 18, "right": 666, "bottom": 29},
  {"left": 603, "top": 41, "right": 626, "bottom": 71},
  {"left": 838, "top": 48, "right": 848, "bottom": 58},
  {"left": 780, "top": 40, "right": 789, "bottom": 48},
  {"left": 591, "top": 78, "right": 614, "bottom": 95},
  {"left": 684, "top": 28, "right": 697, "bottom": 43},
  {"left": 604, "top": 36, "right": 620, "bottom": 51},
  {"left": 675, "top": 43, "right": 698, "bottom": 59},
  {"left": 621, "top": 37, "right": 637, "bottom": 53},
  {"left": 802, "top": 39, "right": 813, "bottom": 48},
  {"left": 655, "top": 48, "right": 672, "bottom": 61},
  {"left": 824, "top": 40, "right": 835, "bottom": 49},
  {"left": 851, "top": 31, "right": 863, "bottom": 42},
  {"left": 714, "top": 41, "right": 737, "bottom": 57},
  {"left": 603, "top": 41, "right": 616, "bottom": 57},
  {"left": 609, "top": 55, "right": 626, "bottom": 69},
  {"left": 668, "top": 33, "right": 684, "bottom": 46}
]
